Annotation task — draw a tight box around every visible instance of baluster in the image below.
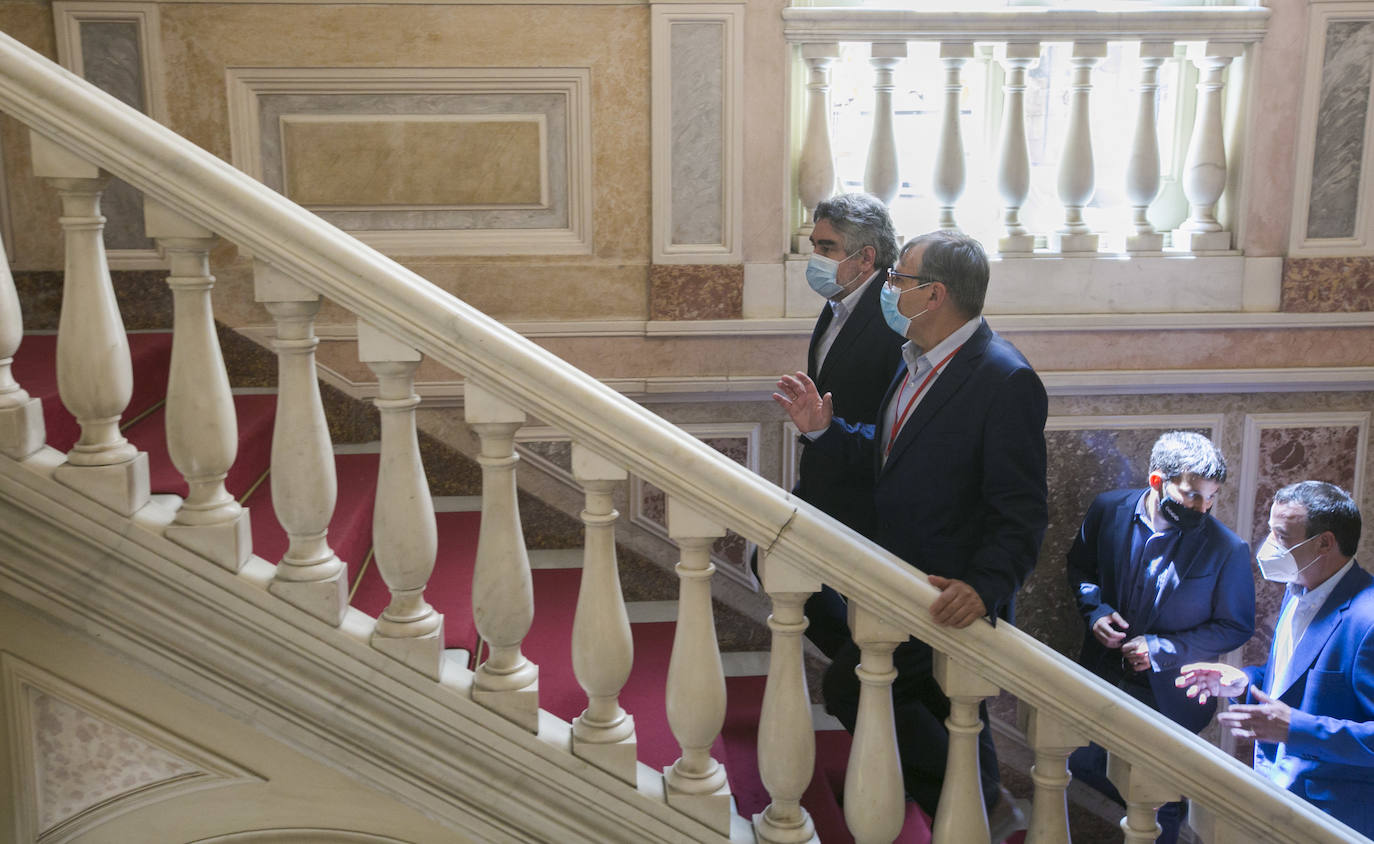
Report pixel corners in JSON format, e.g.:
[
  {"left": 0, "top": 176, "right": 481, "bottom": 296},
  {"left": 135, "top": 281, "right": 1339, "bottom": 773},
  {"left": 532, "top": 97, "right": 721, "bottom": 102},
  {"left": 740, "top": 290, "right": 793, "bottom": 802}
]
[
  {"left": 359, "top": 320, "right": 443, "bottom": 679},
  {"left": 663, "top": 495, "right": 730, "bottom": 834},
  {"left": 931, "top": 652, "right": 998, "bottom": 844},
  {"left": 865, "top": 42, "right": 906, "bottom": 207},
  {"left": 844, "top": 604, "right": 906, "bottom": 844},
  {"left": 1050, "top": 42, "right": 1107, "bottom": 254},
  {"left": 1174, "top": 42, "right": 1243, "bottom": 252},
  {"left": 995, "top": 43, "right": 1040, "bottom": 254},
  {"left": 1187, "top": 801, "right": 1250, "bottom": 844},
  {"left": 795, "top": 42, "right": 840, "bottom": 252},
  {"left": 754, "top": 549, "right": 820, "bottom": 844},
  {"left": 933, "top": 42, "right": 974, "bottom": 231},
  {"left": 569, "top": 443, "right": 636, "bottom": 785},
  {"left": 1125, "top": 43, "right": 1174, "bottom": 253},
  {"left": 256, "top": 260, "right": 346, "bottom": 625},
  {"left": 145, "top": 200, "right": 250, "bottom": 571},
  {"left": 1107, "top": 753, "right": 1179, "bottom": 844},
  {"left": 0, "top": 233, "right": 44, "bottom": 460},
  {"left": 1018, "top": 702, "right": 1088, "bottom": 844},
  {"left": 466, "top": 381, "right": 538, "bottom": 731},
  {"left": 31, "top": 132, "right": 147, "bottom": 515}
]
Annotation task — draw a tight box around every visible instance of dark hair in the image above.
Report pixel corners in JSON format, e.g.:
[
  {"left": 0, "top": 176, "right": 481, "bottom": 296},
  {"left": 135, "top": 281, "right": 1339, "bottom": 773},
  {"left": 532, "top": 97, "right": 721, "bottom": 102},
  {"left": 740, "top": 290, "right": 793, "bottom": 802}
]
[
  {"left": 813, "top": 193, "right": 898, "bottom": 274},
  {"left": 898, "top": 229, "right": 989, "bottom": 317},
  {"left": 1148, "top": 431, "right": 1228, "bottom": 484},
  {"left": 1273, "top": 481, "right": 1362, "bottom": 557}
]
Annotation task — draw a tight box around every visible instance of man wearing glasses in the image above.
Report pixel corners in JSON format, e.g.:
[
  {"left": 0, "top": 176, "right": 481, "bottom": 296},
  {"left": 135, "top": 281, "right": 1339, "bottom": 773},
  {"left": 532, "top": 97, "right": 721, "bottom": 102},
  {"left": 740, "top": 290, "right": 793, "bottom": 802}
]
[
  {"left": 773, "top": 229, "right": 1047, "bottom": 840},
  {"left": 1066, "top": 431, "right": 1255, "bottom": 844}
]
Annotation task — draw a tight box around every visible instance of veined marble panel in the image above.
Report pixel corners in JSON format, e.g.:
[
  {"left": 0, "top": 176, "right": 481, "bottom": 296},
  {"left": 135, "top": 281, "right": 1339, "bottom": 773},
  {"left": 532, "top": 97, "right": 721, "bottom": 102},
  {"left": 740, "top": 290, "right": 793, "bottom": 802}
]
[
  {"left": 649, "top": 263, "right": 743, "bottom": 320},
  {"left": 1307, "top": 20, "right": 1374, "bottom": 240},
  {"left": 669, "top": 22, "right": 724, "bottom": 246},
  {"left": 281, "top": 115, "right": 546, "bottom": 208},
  {"left": 1282, "top": 256, "right": 1374, "bottom": 311}
]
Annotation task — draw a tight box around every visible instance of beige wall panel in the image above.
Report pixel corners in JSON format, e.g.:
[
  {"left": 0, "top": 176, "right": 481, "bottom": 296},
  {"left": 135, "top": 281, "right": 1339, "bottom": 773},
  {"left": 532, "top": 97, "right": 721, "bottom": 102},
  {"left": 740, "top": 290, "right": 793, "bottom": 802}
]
[
  {"left": 281, "top": 117, "right": 545, "bottom": 207},
  {"left": 0, "top": 1, "right": 63, "bottom": 270},
  {"left": 741, "top": 0, "right": 787, "bottom": 262}
]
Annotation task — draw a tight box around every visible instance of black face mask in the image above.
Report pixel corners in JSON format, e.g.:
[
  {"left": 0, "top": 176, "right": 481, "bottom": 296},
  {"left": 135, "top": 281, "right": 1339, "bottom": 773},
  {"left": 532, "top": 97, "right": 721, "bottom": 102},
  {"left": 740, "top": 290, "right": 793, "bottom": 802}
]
[{"left": 1158, "top": 493, "right": 1206, "bottom": 530}]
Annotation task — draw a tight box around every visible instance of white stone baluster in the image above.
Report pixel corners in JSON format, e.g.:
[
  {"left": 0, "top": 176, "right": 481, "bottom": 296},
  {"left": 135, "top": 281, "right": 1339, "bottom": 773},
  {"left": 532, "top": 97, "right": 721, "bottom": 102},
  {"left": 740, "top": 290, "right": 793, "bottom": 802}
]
[
  {"left": 1051, "top": 42, "right": 1107, "bottom": 254},
  {"left": 145, "top": 200, "right": 250, "bottom": 571},
  {"left": 1187, "top": 801, "right": 1251, "bottom": 844},
  {"left": 569, "top": 443, "right": 636, "bottom": 785},
  {"left": 31, "top": 132, "right": 148, "bottom": 515},
  {"left": 754, "top": 550, "right": 820, "bottom": 844},
  {"left": 865, "top": 43, "right": 906, "bottom": 207},
  {"left": 663, "top": 496, "right": 730, "bottom": 834},
  {"left": 256, "top": 260, "right": 346, "bottom": 626},
  {"left": 359, "top": 320, "right": 443, "bottom": 679},
  {"left": 995, "top": 43, "right": 1040, "bottom": 254},
  {"left": 1174, "top": 42, "right": 1243, "bottom": 252},
  {"left": 1107, "top": 754, "right": 1180, "bottom": 844},
  {"left": 795, "top": 42, "right": 840, "bottom": 252},
  {"left": 1125, "top": 43, "right": 1175, "bottom": 253},
  {"left": 933, "top": 42, "right": 974, "bottom": 231},
  {"left": 931, "top": 652, "right": 998, "bottom": 844},
  {"left": 0, "top": 233, "right": 44, "bottom": 460},
  {"left": 844, "top": 604, "right": 906, "bottom": 844},
  {"left": 1018, "top": 702, "right": 1088, "bottom": 844},
  {"left": 466, "top": 381, "right": 539, "bottom": 731}
]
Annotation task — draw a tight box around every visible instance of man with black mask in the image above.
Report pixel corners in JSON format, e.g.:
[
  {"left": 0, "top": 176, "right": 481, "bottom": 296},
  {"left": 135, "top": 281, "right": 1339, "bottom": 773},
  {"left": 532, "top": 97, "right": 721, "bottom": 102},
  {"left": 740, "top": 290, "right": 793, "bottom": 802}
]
[{"left": 1065, "top": 430, "right": 1255, "bottom": 844}]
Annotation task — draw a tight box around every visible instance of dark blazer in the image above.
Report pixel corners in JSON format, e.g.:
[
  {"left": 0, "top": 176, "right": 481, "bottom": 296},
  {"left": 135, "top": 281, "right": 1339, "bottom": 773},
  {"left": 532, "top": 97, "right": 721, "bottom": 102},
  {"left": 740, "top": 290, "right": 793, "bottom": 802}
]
[
  {"left": 794, "top": 272, "right": 905, "bottom": 538},
  {"left": 1068, "top": 488, "right": 1255, "bottom": 733},
  {"left": 812, "top": 318, "right": 1048, "bottom": 621},
  {"left": 1244, "top": 563, "right": 1374, "bottom": 837}
]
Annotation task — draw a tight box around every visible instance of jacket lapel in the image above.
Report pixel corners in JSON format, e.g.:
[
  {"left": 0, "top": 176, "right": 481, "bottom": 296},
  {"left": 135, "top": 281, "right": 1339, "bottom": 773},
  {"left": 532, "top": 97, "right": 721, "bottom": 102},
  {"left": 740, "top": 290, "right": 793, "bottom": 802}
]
[
  {"left": 1137, "top": 526, "right": 1204, "bottom": 631},
  {"left": 1276, "top": 565, "right": 1371, "bottom": 699},
  {"left": 1105, "top": 494, "right": 1141, "bottom": 612},
  {"left": 807, "top": 304, "right": 832, "bottom": 380},
  {"left": 817, "top": 270, "right": 887, "bottom": 387},
  {"left": 880, "top": 321, "right": 990, "bottom": 475}
]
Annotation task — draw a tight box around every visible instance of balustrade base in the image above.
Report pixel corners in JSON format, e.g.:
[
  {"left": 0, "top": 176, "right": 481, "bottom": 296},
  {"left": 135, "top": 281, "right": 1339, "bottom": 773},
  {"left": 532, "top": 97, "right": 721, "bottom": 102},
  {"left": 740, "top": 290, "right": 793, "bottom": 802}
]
[
  {"left": 752, "top": 809, "right": 818, "bottom": 844},
  {"left": 1126, "top": 232, "right": 1165, "bottom": 252},
  {"left": 166, "top": 510, "right": 252, "bottom": 572},
  {"left": 1049, "top": 232, "right": 1100, "bottom": 253},
  {"left": 54, "top": 453, "right": 150, "bottom": 517},
  {"left": 269, "top": 567, "right": 347, "bottom": 626},
  {"left": 473, "top": 678, "right": 540, "bottom": 734},
  {"left": 0, "top": 397, "right": 45, "bottom": 460},
  {"left": 791, "top": 235, "right": 814, "bottom": 255},
  {"left": 1173, "top": 229, "right": 1231, "bottom": 252},
  {"left": 371, "top": 618, "right": 445, "bottom": 681},
  {"left": 664, "top": 770, "right": 733, "bottom": 835},
  {"left": 572, "top": 725, "right": 638, "bottom": 786},
  {"left": 997, "top": 234, "right": 1036, "bottom": 254}
]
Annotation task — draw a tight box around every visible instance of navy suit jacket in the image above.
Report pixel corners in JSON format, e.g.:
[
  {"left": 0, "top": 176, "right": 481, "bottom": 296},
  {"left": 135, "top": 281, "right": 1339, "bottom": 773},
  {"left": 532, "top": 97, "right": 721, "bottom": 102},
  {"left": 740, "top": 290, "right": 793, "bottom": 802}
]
[
  {"left": 794, "top": 272, "right": 904, "bottom": 538},
  {"left": 1243, "top": 563, "right": 1374, "bottom": 836},
  {"left": 812, "top": 318, "right": 1048, "bottom": 621},
  {"left": 1068, "top": 488, "right": 1255, "bottom": 733}
]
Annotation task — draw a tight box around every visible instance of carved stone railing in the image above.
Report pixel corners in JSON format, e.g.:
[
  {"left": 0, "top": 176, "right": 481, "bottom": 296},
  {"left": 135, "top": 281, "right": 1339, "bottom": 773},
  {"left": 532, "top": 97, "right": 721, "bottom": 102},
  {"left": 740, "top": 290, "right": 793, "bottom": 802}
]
[
  {"left": 0, "top": 27, "right": 1361, "bottom": 844},
  {"left": 784, "top": 7, "right": 1269, "bottom": 257}
]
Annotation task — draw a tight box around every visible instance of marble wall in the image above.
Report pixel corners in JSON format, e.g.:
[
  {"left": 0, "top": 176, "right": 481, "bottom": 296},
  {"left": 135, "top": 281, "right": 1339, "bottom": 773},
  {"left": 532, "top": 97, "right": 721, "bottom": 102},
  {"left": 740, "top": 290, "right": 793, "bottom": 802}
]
[{"left": 1306, "top": 20, "right": 1374, "bottom": 241}]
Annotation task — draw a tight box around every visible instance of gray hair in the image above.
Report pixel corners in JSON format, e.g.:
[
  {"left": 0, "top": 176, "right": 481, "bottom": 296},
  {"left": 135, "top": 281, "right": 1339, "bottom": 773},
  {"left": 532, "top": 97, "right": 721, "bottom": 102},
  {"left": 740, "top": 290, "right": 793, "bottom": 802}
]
[
  {"left": 1148, "top": 431, "right": 1228, "bottom": 484},
  {"left": 899, "top": 230, "right": 989, "bottom": 317},
  {"left": 813, "top": 193, "right": 898, "bottom": 273},
  {"left": 1274, "top": 481, "right": 1362, "bottom": 557}
]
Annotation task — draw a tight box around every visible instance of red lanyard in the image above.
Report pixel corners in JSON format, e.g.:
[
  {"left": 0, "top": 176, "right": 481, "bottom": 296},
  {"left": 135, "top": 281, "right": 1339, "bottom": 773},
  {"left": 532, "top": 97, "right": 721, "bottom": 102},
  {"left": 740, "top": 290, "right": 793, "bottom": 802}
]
[{"left": 885, "top": 345, "right": 962, "bottom": 456}]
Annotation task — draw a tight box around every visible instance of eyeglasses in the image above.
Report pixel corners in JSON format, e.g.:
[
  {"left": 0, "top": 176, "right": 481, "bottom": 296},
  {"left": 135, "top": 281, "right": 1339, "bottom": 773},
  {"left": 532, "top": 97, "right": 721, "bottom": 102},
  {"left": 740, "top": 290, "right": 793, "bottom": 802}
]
[{"left": 888, "top": 269, "right": 941, "bottom": 286}]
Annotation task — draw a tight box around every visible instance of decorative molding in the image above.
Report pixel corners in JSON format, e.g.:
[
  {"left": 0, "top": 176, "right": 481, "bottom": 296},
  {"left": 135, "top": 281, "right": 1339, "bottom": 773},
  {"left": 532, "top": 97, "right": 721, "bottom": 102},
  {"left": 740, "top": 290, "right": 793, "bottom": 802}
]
[
  {"left": 1044, "top": 413, "right": 1225, "bottom": 435},
  {"left": 224, "top": 67, "right": 592, "bottom": 256},
  {"left": 1234, "top": 410, "right": 1370, "bottom": 543},
  {"left": 781, "top": 421, "right": 800, "bottom": 495},
  {"left": 2, "top": 654, "right": 261, "bottom": 844},
  {"left": 651, "top": 4, "right": 744, "bottom": 264},
  {"left": 191, "top": 832, "right": 413, "bottom": 844},
  {"left": 1289, "top": 2, "right": 1374, "bottom": 256}
]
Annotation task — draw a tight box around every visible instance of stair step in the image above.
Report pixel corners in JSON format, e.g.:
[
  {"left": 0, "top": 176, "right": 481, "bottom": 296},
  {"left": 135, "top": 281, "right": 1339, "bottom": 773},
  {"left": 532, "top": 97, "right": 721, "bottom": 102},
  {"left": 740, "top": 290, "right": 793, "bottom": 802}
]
[
  {"left": 122, "top": 393, "right": 278, "bottom": 499},
  {"left": 243, "top": 452, "right": 381, "bottom": 572}
]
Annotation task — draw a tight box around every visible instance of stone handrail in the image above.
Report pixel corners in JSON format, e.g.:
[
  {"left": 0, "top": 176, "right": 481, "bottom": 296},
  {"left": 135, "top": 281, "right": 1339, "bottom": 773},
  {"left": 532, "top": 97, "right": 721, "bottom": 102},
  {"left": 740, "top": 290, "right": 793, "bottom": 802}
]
[{"left": 0, "top": 27, "right": 1358, "bottom": 843}]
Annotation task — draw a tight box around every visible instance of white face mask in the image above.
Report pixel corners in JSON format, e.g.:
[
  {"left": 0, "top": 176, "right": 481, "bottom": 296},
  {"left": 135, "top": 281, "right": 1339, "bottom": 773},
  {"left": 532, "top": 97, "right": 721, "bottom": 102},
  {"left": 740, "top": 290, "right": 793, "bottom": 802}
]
[{"left": 1256, "top": 534, "right": 1324, "bottom": 583}]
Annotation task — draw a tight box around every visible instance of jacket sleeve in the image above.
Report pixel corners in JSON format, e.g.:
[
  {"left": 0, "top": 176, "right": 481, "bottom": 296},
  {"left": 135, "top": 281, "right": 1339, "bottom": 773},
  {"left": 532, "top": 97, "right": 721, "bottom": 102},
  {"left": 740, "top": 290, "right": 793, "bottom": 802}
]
[
  {"left": 1284, "top": 625, "right": 1374, "bottom": 767},
  {"left": 1145, "top": 535, "right": 1257, "bottom": 670},
  {"left": 1067, "top": 495, "right": 1117, "bottom": 629}
]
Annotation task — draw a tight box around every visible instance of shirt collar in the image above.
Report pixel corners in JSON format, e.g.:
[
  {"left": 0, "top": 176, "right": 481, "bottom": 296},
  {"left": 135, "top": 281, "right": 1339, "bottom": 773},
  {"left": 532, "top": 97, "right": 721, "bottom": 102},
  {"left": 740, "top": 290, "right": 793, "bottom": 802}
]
[
  {"left": 1290, "top": 558, "right": 1357, "bottom": 604},
  {"left": 831, "top": 271, "right": 879, "bottom": 319},
  {"left": 902, "top": 315, "right": 982, "bottom": 374}
]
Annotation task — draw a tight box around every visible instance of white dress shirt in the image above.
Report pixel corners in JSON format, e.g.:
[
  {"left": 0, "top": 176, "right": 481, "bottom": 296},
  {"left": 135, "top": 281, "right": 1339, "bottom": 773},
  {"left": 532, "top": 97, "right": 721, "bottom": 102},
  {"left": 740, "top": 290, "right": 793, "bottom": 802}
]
[{"left": 814, "top": 272, "right": 879, "bottom": 372}]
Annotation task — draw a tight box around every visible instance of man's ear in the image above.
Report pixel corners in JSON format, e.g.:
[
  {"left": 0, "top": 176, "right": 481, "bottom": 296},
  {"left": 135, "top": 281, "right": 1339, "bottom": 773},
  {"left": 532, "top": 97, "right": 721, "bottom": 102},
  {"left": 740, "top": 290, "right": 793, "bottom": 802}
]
[
  {"left": 1148, "top": 471, "right": 1165, "bottom": 493},
  {"left": 860, "top": 245, "right": 877, "bottom": 272}
]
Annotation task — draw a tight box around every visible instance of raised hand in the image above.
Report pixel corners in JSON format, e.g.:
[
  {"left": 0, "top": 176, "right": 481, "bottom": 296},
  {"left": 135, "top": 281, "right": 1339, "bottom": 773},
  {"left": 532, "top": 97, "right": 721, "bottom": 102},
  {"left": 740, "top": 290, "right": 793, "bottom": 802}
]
[
  {"left": 1176, "top": 661, "right": 1248, "bottom": 705},
  {"left": 1218, "top": 687, "right": 1291, "bottom": 743},
  {"left": 772, "top": 371, "right": 833, "bottom": 433}
]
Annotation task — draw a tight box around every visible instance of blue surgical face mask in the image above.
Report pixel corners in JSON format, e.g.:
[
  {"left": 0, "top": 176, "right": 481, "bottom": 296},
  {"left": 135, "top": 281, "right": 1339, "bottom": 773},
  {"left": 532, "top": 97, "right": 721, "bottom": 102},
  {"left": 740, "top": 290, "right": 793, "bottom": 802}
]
[
  {"left": 879, "top": 280, "right": 932, "bottom": 337},
  {"left": 806, "top": 249, "right": 861, "bottom": 299}
]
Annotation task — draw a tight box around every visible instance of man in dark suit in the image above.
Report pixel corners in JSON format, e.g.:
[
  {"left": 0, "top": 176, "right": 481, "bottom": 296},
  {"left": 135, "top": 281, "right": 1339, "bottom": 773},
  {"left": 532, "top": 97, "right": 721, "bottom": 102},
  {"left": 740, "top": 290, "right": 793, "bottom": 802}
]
[
  {"left": 773, "top": 229, "right": 1047, "bottom": 838},
  {"left": 1067, "top": 431, "right": 1255, "bottom": 844},
  {"left": 1179, "top": 481, "right": 1374, "bottom": 838},
  {"left": 791, "top": 193, "right": 904, "bottom": 657}
]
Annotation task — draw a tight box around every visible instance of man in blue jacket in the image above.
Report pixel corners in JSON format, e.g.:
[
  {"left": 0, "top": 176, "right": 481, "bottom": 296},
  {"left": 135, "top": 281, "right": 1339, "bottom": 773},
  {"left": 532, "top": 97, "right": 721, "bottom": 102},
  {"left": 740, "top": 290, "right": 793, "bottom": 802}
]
[
  {"left": 774, "top": 229, "right": 1047, "bottom": 839},
  {"left": 1178, "top": 481, "right": 1374, "bottom": 838},
  {"left": 1067, "top": 431, "right": 1255, "bottom": 844}
]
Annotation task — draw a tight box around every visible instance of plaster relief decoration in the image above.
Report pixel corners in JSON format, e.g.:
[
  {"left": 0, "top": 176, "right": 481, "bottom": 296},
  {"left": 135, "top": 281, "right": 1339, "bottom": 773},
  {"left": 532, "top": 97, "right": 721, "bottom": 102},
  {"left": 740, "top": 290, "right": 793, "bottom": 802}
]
[
  {"left": 630, "top": 423, "right": 758, "bottom": 586},
  {"left": 53, "top": 1, "right": 169, "bottom": 266},
  {"left": 226, "top": 67, "right": 592, "bottom": 256},
  {"left": 1290, "top": 2, "right": 1374, "bottom": 255},
  {"left": 192, "top": 831, "right": 413, "bottom": 843},
  {"left": 2, "top": 654, "right": 261, "bottom": 843}
]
